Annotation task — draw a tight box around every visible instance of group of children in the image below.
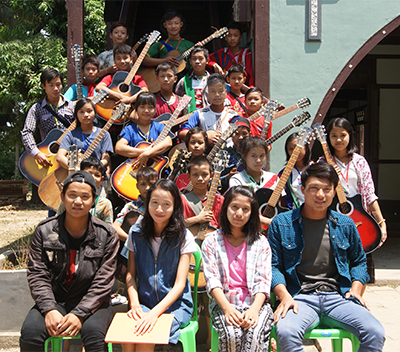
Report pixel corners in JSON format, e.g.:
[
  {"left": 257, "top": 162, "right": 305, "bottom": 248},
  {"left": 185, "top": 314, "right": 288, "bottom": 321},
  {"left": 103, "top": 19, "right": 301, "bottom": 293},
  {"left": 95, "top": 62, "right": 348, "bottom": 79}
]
[{"left": 20, "top": 9, "right": 388, "bottom": 352}]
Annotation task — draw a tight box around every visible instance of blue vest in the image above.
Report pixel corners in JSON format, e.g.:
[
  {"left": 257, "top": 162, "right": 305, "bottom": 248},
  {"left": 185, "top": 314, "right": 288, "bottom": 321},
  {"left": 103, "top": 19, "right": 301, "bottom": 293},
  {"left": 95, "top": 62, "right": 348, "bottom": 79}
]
[{"left": 130, "top": 226, "right": 193, "bottom": 317}]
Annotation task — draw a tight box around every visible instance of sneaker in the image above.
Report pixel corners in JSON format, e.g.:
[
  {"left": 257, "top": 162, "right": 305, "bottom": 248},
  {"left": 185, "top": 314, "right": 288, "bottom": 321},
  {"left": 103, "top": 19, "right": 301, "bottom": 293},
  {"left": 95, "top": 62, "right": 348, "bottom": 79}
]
[{"left": 111, "top": 293, "right": 128, "bottom": 305}]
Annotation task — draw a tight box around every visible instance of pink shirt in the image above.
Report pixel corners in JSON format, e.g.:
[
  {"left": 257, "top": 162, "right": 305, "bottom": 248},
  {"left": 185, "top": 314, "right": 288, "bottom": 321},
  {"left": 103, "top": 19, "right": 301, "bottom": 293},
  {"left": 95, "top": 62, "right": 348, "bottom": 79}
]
[{"left": 223, "top": 237, "right": 249, "bottom": 305}]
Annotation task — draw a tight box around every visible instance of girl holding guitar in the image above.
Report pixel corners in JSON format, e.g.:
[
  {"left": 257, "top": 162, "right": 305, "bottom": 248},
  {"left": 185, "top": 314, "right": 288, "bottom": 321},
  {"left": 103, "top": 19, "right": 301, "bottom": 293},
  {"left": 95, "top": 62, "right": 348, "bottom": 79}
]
[
  {"left": 56, "top": 98, "right": 113, "bottom": 171},
  {"left": 278, "top": 132, "right": 312, "bottom": 209},
  {"left": 321, "top": 117, "right": 387, "bottom": 281}
]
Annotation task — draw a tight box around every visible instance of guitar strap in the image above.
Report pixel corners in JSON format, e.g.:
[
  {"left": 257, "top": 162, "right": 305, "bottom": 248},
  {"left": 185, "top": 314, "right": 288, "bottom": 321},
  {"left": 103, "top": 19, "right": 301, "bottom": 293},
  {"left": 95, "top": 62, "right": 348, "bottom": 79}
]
[
  {"left": 229, "top": 92, "right": 248, "bottom": 113},
  {"left": 184, "top": 192, "right": 204, "bottom": 216},
  {"left": 44, "top": 105, "right": 71, "bottom": 129}
]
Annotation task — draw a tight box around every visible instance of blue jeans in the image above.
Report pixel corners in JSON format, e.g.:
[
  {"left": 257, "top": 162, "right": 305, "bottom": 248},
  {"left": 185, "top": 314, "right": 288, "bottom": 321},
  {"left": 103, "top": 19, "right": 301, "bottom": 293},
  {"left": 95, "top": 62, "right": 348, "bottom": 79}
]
[{"left": 276, "top": 292, "right": 385, "bottom": 352}]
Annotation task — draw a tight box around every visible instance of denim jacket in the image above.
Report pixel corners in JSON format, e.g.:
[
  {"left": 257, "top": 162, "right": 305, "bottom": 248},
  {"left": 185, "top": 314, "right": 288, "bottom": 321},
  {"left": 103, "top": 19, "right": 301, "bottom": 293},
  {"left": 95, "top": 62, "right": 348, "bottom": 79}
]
[
  {"left": 268, "top": 207, "right": 369, "bottom": 297},
  {"left": 127, "top": 224, "right": 193, "bottom": 318}
]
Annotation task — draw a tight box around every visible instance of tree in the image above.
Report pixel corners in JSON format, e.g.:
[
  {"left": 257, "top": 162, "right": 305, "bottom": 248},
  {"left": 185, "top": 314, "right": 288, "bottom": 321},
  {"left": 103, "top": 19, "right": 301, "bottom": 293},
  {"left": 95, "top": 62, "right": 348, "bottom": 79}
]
[{"left": 0, "top": 0, "right": 106, "bottom": 179}]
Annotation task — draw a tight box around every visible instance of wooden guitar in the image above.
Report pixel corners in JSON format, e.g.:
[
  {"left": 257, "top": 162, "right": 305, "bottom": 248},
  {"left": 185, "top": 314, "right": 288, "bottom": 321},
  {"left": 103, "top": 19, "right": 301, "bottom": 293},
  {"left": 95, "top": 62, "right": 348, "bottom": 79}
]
[
  {"left": 38, "top": 103, "right": 129, "bottom": 210},
  {"left": 95, "top": 30, "right": 161, "bottom": 123},
  {"left": 72, "top": 44, "right": 83, "bottom": 100},
  {"left": 111, "top": 95, "right": 192, "bottom": 201},
  {"left": 168, "top": 149, "right": 192, "bottom": 182},
  {"left": 312, "top": 123, "right": 382, "bottom": 254},
  {"left": 265, "top": 111, "right": 311, "bottom": 147},
  {"left": 138, "top": 27, "right": 228, "bottom": 93},
  {"left": 188, "top": 150, "right": 230, "bottom": 289},
  {"left": 18, "top": 91, "right": 108, "bottom": 186},
  {"left": 256, "top": 127, "right": 314, "bottom": 233},
  {"left": 180, "top": 122, "right": 238, "bottom": 192}
]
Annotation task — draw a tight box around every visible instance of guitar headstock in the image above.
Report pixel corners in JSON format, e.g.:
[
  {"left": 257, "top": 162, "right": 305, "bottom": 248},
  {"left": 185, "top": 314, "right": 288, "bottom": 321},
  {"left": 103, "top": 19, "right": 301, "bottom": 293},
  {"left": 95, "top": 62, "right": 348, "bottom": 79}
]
[
  {"left": 213, "top": 150, "right": 230, "bottom": 173},
  {"left": 147, "top": 30, "right": 161, "bottom": 45},
  {"left": 212, "top": 27, "right": 229, "bottom": 39},
  {"left": 71, "top": 44, "right": 83, "bottom": 65},
  {"left": 111, "top": 103, "right": 130, "bottom": 121},
  {"left": 68, "top": 144, "right": 78, "bottom": 171},
  {"left": 291, "top": 111, "right": 311, "bottom": 127},
  {"left": 176, "top": 95, "right": 192, "bottom": 111},
  {"left": 171, "top": 149, "right": 192, "bottom": 172},
  {"left": 296, "top": 127, "right": 314, "bottom": 147},
  {"left": 92, "top": 90, "right": 108, "bottom": 105},
  {"left": 220, "top": 122, "right": 239, "bottom": 142},
  {"left": 312, "top": 123, "right": 327, "bottom": 144},
  {"left": 297, "top": 97, "right": 311, "bottom": 109},
  {"left": 138, "top": 33, "right": 150, "bottom": 45}
]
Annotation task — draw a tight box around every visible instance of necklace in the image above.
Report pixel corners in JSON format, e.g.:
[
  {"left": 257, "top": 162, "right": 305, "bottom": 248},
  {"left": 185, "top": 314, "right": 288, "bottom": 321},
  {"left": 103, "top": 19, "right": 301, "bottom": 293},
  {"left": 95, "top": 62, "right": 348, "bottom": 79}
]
[{"left": 226, "top": 237, "right": 245, "bottom": 262}]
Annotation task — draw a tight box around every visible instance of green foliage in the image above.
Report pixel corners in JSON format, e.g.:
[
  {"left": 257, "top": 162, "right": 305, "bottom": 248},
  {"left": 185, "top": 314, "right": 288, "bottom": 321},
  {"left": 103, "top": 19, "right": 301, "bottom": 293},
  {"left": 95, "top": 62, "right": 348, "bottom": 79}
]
[{"left": 84, "top": 0, "right": 106, "bottom": 55}]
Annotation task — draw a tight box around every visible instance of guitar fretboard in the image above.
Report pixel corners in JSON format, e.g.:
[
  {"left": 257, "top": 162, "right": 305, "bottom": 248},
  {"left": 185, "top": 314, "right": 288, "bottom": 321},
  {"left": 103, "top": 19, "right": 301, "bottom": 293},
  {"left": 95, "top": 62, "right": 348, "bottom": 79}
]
[
  {"left": 124, "top": 41, "right": 152, "bottom": 86},
  {"left": 56, "top": 121, "right": 77, "bottom": 145}
]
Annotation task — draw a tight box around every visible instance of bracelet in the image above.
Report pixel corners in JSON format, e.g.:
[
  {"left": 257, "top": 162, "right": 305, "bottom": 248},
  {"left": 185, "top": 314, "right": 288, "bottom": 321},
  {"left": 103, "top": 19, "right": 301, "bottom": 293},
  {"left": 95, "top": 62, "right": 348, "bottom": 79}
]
[{"left": 378, "top": 219, "right": 386, "bottom": 225}]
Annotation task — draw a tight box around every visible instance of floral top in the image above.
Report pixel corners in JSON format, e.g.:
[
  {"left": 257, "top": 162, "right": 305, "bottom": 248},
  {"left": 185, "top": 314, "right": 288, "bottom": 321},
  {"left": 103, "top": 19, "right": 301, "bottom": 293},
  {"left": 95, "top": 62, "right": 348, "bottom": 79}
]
[{"left": 318, "top": 153, "right": 378, "bottom": 213}]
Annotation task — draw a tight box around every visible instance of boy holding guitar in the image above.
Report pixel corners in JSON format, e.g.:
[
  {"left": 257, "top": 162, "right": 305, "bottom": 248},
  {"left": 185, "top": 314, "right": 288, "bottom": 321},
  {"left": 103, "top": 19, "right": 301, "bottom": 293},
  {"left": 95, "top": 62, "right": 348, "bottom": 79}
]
[
  {"left": 181, "top": 155, "right": 225, "bottom": 350},
  {"left": 95, "top": 43, "right": 148, "bottom": 107},
  {"left": 21, "top": 68, "right": 75, "bottom": 169}
]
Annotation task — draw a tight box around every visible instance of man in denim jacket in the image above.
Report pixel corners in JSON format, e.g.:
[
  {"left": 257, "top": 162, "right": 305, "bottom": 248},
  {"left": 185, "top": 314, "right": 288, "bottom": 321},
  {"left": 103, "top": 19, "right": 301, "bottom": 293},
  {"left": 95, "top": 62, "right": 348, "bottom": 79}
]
[{"left": 268, "top": 163, "right": 385, "bottom": 351}]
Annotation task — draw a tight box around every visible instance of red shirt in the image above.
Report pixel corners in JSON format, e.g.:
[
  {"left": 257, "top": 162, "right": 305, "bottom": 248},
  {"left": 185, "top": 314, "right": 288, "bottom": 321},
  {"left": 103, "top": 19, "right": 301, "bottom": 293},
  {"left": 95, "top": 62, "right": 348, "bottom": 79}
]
[
  {"left": 99, "top": 73, "right": 148, "bottom": 89},
  {"left": 243, "top": 111, "right": 273, "bottom": 140},
  {"left": 181, "top": 193, "right": 224, "bottom": 229},
  {"left": 226, "top": 92, "right": 247, "bottom": 116},
  {"left": 154, "top": 93, "right": 180, "bottom": 118}
]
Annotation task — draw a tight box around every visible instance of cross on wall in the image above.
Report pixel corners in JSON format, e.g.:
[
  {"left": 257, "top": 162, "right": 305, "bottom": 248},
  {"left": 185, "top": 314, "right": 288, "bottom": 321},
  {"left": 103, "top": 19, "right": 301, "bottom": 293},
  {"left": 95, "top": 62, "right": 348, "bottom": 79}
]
[{"left": 306, "top": 0, "right": 322, "bottom": 41}]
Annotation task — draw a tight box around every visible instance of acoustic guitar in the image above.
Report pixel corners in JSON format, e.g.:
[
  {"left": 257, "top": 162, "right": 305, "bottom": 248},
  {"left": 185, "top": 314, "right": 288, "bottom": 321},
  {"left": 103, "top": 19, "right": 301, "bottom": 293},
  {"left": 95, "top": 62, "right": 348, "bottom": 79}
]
[
  {"left": 168, "top": 149, "right": 192, "bottom": 182},
  {"left": 18, "top": 90, "right": 108, "bottom": 186},
  {"left": 188, "top": 150, "right": 230, "bottom": 289},
  {"left": 38, "top": 103, "right": 129, "bottom": 210},
  {"left": 312, "top": 123, "right": 382, "bottom": 254},
  {"left": 138, "top": 27, "right": 228, "bottom": 93},
  {"left": 111, "top": 95, "right": 192, "bottom": 201},
  {"left": 95, "top": 30, "right": 161, "bottom": 123},
  {"left": 180, "top": 122, "right": 238, "bottom": 192},
  {"left": 256, "top": 127, "right": 314, "bottom": 234}
]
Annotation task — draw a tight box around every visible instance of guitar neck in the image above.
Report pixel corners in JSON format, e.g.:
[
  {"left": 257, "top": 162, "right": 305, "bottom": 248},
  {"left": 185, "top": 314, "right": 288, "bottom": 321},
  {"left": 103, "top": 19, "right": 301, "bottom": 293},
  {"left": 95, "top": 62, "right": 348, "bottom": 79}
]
[
  {"left": 320, "top": 142, "right": 348, "bottom": 204},
  {"left": 207, "top": 139, "right": 225, "bottom": 162},
  {"left": 124, "top": 41, "right": 152, "bottom": 86},
  {"left": 55, "top": 121, "right": 77, "bottom": 146},
  {"left": 260, "top": 108, "right": 274, "bottom": 140},
  {"left": 272, "top": 103, "right": 299, "bottom": 121},
  {"left": 178, "top": 33, "right": 219, "bottom": 62},
  {"left": 75, "top": 65, "right": 83, "bottom": 100},
  {"left": 172, "top": 111, "right": 193, "bottom": 127},
  {"left": 81, "top": 106, "right": 127, "bottom": 160},
  {"left": 247, "top": 109, "right": 264, "bottom": 123},
  {"left": 266, "top": 121, "right": 297, "bottom": 147},
  {"left": 154, "top": 97, "right": 190, "bottom": 147}
]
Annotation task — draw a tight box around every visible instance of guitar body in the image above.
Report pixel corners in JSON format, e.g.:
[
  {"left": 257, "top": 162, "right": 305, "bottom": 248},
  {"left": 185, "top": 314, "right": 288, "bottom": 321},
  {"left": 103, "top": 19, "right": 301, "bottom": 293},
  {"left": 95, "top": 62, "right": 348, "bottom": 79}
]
[
  {"left": 18, "top": 129, "right": 63, "bottom": 186},
  {"left": 330, "top": 194, "right": 382, "bottom": 254},
  {"left": 111, "top": 141, "right": 168, "bottom": 201},
  {"left": 95, "top": 71, "right": 141, "bottom": 123},
  {"left": 256, "top": 188, "right": 290, "bottom": 233},
  {"left": 175, "top": 173, "right": 190, "bottom": 191},
  {"left": 38, "top": 167, "right": 68, "bottom": 210},
  {"left": 138, "top": 50, "right": 186, "bottom": 93}
]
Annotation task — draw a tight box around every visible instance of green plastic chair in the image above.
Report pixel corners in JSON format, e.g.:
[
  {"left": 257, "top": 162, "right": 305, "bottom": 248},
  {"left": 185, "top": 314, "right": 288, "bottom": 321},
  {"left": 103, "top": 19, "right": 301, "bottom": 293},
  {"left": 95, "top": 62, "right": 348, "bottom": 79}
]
[
  {"left": 44, "top": 334, "right": 113, "bottom": 352},
  {"left": 210, "top": 323, "right": 219, "bottom": 352},
  {"left": 268, "top": 293, "right": 361, "bottom": 352},
  {"left": 178, "top": 242, "right": 202, "bottom": 351}
]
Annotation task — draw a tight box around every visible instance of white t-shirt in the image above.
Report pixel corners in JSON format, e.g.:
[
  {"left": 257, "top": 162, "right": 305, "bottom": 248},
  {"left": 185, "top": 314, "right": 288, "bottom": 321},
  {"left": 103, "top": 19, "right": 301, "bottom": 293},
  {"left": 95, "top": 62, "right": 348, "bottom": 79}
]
[
  {"left": 333, "top": 157, "right": 358, "bottom": 197},
  {"left": 150, "top": 229, "right": 197, "bottom": 257},
  {"left": 229, "top": 169, "right": 281, "bottom": 193}
]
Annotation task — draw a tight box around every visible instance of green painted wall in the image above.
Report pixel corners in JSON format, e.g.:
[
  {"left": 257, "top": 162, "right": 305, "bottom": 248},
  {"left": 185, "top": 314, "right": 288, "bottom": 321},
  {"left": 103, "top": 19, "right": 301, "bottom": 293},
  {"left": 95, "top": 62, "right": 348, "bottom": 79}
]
[{"left": 268, "top": 0, "right": 400, "bottom": 173}]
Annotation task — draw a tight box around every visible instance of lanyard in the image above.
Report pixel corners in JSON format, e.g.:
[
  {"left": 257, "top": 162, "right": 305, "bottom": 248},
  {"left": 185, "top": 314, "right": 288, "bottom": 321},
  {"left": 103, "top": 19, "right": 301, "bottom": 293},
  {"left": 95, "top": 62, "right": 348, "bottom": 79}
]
[
  {"left": 49, "top": 102, "right": 60, "bottom": 127},
  {"left": 333, "top": 156, "right": 350, "bottom": 184},
  {"left": 81, "top": 129, "right": 94, "bottom": 152},
  {"left": 166, "top": 38, "right": 182, "bottom": 51},
  {"left": 137, "top": 123, "right": 151, "bottom": 142}
]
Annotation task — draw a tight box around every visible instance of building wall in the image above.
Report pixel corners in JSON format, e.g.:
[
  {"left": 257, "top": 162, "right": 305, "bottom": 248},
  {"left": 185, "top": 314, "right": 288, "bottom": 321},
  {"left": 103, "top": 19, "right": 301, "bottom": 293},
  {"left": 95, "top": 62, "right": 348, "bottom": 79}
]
[{"left": 268, "top": 0, "right": 400, "bottom": 173}]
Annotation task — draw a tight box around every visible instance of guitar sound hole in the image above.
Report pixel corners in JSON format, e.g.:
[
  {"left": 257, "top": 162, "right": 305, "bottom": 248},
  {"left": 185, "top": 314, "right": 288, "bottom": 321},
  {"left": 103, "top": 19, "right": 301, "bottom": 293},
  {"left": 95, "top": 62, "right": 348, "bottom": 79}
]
[
  {"left": 119, "top": 83, "right": 129, "bottom": 93},
  {"left": 339, "top": 202, "right": 352, "bottom": 215},
  {"left": 263, "top": 205, "right": 276, "bottom": 219},
  {"left": 49, "top": 143, "right": 59, "bottom": 154}
]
